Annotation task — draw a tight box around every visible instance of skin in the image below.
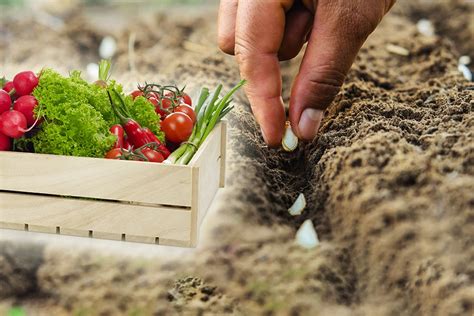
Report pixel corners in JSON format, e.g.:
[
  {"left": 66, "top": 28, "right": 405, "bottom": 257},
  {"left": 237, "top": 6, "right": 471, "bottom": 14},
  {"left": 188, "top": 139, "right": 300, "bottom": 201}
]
[{"left": 218, "top": 0, "right": 396, "bottom": 146}]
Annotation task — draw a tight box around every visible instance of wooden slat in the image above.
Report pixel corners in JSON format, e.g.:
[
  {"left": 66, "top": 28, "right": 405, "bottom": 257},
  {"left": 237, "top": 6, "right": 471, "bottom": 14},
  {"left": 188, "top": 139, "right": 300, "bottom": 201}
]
[
  {"left": 219, "top": 121, "right": 227, "bottom": 188},
  {"left": 189, "top": 122, "right": 223, "bottom": 246},
  {"left": 0, "top": 192, "right": 191, "bottom": 246},
  {"left": 0, "top": 152, "right": 193, "bottom": 207}
]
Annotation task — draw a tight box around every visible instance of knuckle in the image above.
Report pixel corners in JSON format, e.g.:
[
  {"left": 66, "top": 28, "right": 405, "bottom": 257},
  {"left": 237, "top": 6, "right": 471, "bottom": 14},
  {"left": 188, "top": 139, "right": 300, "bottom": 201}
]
[
  {"left": 304, "top": 66, "right": 345, "bottom": 105},
  {"left": 234, "top": 34, "right": 255, "bottom": 63},
  {"left": 336, "top": 5, "right": 381, "bottom": 41}
]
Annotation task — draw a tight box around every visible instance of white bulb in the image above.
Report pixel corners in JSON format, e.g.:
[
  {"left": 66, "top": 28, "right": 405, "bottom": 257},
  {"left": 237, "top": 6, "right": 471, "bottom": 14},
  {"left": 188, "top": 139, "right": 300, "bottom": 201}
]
[
  {"left": 295, "top": 219, "right": 319, "bottom": 249},
  {"left": 288, "top": 193, "right": 306, "bottom": 216},
  {"left": 99, "top": 36, "right": 118, "bottom": 59},
  {"left": 416, "top": 19, "right": 435, "bottom": 37},
  {"left": 282, "top": 121, "right": 298, "bottom": 152},
  {"left": 86, "top": 63, "right": 99, "bottom": 81}
]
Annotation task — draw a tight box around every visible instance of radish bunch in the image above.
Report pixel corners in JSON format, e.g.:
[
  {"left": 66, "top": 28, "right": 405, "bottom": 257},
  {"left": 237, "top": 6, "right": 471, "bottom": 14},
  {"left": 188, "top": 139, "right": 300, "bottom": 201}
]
[{"left": 0, "top": 71, "right": 40, "bottom": 151}]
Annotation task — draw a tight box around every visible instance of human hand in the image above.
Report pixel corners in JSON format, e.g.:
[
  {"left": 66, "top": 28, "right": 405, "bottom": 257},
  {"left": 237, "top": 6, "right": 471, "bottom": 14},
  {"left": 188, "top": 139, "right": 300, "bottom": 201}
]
[{"left": 218, "top": 0, "right": 396, "bottom": 146}]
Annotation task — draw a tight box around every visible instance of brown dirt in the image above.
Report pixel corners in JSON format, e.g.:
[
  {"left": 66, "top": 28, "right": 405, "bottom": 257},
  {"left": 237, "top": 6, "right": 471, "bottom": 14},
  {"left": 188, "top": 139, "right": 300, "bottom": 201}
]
[{"left": 0, "top": 1, "right": 473, "bottom": 315}]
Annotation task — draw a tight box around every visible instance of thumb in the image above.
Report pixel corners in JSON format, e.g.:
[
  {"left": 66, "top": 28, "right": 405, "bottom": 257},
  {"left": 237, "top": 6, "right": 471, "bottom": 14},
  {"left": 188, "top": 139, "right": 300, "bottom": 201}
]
[{"left": 289, "top": 2, "right": 383, "bottom": 141}]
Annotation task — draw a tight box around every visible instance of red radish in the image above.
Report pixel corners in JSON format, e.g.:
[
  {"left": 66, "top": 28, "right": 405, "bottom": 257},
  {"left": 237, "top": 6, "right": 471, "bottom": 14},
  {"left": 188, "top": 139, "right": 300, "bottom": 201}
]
[
  {"left": 13, "top": 95, "right": 38, "bottom": 126},
  {"left": 13, "top": 71, "right": 39, "bottom": 96},
  {"left": 2, "top": 81, "right": 17, "bottom": 97},
  {"left": 0, "top": 132, "right": 11, "bottom": 151},
  {"left": 0, "top": 110, "right": 27, "bottom": 138},
  {"left": 0, "top": 90, "right": 11, "bottom": 114}
]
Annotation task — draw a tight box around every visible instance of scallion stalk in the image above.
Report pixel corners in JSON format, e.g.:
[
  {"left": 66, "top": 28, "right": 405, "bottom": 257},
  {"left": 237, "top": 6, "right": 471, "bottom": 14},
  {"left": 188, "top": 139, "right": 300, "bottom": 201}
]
[{"left": 166, "top": 80, "right": 245, "bottom": 165}]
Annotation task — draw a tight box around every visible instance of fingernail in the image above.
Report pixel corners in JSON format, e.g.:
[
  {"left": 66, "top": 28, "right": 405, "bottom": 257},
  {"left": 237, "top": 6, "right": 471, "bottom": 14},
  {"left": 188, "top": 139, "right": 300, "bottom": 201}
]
[{"left": 298, "top": 108, "right": 323, "bottom": 141}]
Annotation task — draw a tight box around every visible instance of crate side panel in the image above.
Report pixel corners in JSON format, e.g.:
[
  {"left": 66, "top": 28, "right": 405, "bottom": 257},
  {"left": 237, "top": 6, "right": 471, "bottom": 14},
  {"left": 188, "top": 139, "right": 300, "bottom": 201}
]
[
  {"left": 191, "top": 123, "right": 223, "bottom": 235},
  {"left": 0, "top": 152, "right": 192, "bottom": 207},
  {"left": 0, "top": 192, "right": 191, "bottom": 244}
]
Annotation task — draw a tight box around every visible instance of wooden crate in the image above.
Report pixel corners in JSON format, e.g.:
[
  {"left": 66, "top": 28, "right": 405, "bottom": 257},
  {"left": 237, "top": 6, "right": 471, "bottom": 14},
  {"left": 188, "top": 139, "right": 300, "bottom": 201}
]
[{"left": 0, "top": 122, "right": 227, "bottom": 247}]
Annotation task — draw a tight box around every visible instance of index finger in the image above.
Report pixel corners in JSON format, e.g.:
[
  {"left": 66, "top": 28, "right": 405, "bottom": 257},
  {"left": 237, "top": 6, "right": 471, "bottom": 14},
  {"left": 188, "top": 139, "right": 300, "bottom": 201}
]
[{"left": 235, "top": 0, "right": 293, "bottom": 146}]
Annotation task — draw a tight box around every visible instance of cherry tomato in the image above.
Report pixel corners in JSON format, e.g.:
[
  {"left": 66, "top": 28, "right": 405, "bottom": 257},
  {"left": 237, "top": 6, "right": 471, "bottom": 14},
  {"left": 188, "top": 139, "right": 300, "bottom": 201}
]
[
  {"left": 147, "top": 91, "right": 160, "bottom": 99},
  {"left": 174, "top": 104, "right": 196, "bottom": 123},
  {"left": 161, "top": 112, "right": 193, "bottom": 143},
  {"left": 152, "top": 96, "right": 173, "bottom": 119},
  {"left": 140, "top": 148, "right": 164, "bottom": 163},
  {"left": 13, "top": 71, "right": 39, "bottom": 96},
  {"left": 105, "top": 148, "right": 123, "bottom": 159},
  {"left": 180, "top": 92, "right": 192, "bottom": 106},
  {"left": 130, "top": 90, "right": 144, "bottom": 100}
]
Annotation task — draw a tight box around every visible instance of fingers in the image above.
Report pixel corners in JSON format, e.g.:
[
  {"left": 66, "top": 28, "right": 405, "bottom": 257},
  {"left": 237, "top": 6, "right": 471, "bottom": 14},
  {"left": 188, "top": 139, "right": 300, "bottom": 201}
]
[
  {"left": 289, "top": 0, "right": 383, "bottom": 141},
  {"left": 235, "top": 0, "right": 293, "bottom": 146},
  {"left": 218, "top": 0, "right": 238, "bottom": 54},
  {"left": 218, "top": 0, "right": 314, "bottom": 61},
  {"left": 278, "top": 4, "right": 314, "bottom": 61}
]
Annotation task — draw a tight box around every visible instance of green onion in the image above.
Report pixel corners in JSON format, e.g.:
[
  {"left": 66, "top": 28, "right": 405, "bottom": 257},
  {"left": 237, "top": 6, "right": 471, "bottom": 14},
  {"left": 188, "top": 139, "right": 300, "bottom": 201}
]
[{"left": 167, "top": 80, "right": 245, "bottom": 165}]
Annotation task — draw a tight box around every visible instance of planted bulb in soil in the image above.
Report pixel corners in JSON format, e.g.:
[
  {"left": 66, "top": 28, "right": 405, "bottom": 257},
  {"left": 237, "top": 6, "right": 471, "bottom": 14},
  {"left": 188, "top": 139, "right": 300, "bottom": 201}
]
[
  {"left": 416, "top": 19, "right": 435, "bottom": 36},
  {"left": 288, "top": 193, "right": 306, "bottom": 216},
  {"left": 99, "top": 36, "right": 118, "bottom": 59},
  {"left": 282, "top": 121, "right": 298, "bottom": 152},
  {"left": 458, "top": 64, "right": 473, "bottom": 81},
  {"left": 296, "top": 219, "right": 319, "bottom": 249},
  {"left": 386, "top": 44, "right": 410, "bottom": 56},
  {"left": 459, "top": 56, "right": 471, "bottom": 66},
  {"left": 86, "top": 63, "right": 99, "bottom": 81}
]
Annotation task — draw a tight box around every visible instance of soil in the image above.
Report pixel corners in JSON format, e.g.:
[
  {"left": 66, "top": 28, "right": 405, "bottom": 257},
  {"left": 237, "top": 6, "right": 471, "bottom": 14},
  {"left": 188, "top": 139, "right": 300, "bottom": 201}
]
[{"left": 1, "top": 0, "right": 473, "bottom": 315}]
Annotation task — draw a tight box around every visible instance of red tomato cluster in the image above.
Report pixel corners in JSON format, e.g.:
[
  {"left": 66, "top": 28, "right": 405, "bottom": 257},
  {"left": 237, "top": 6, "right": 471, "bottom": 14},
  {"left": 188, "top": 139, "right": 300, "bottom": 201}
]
[
  {"left": 130, "top": 87, "right": 197, "bottom": 146},
  {"left": 0, "top": 71, "right": 40, "bottom": 151},
  {"left": 107, "top": 84, "right": 197, "bottom": 164}
]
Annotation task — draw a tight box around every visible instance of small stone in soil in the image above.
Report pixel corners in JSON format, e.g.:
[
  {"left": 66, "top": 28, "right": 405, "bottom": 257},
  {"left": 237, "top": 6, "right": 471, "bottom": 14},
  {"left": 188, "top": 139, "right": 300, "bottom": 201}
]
[{"left": 295, "top": 219, "right": 319, "bottom": 249}]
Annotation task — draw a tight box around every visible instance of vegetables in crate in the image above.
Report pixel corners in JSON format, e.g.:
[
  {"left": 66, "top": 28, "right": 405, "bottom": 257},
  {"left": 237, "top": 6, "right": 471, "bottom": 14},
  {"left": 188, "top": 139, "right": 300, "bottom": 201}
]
[
  {"left": 167, "top": 80, "right": 245, "bottom": 165},
  {"left": 1, "top": 60, "right": 243, "bottom": 165}
]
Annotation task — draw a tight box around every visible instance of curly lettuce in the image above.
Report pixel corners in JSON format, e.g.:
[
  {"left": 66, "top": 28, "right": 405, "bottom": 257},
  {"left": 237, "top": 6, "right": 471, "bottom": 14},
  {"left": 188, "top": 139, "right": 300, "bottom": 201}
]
[
  {"left": 31, "top": 69, "right": 115, "bottom": 157},
  {"left": 26, "top": 69, "right": 164, "bottom": 157},
  {"left": 126, "top": 95, "right": 165, "bottom": 142}
]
